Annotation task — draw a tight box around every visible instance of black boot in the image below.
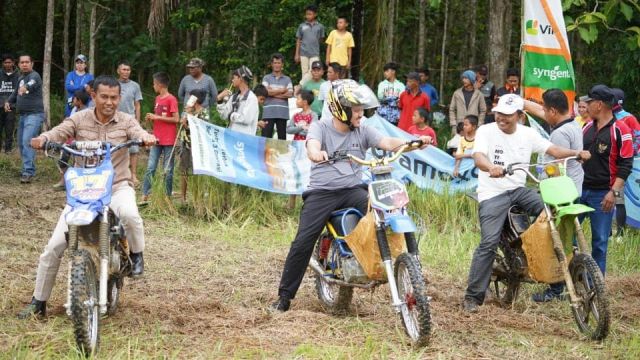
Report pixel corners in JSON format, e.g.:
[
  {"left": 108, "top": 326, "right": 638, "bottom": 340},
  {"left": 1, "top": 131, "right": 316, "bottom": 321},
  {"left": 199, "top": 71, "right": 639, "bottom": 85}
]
[
  {"left": 17, "top": 297, "right": 46, "bottom": 319},
  {"left": 130, "top": 252, "right": 144, "bottom": 278},
  {"left": 269, "top": 296, "right": 291, "bottom": 312}
]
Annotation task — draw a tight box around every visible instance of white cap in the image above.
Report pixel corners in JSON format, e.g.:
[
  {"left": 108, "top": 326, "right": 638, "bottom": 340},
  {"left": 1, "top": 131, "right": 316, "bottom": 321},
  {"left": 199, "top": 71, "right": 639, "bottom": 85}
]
[{"left": 491, "top": 94, "right": 524, "bottom": 115}]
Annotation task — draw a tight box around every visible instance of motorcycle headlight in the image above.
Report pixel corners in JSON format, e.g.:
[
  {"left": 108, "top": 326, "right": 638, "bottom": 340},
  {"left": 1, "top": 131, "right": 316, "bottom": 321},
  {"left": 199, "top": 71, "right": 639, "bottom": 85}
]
[{"left": 544, "top": 164, "right": 560, "bottom": 177}]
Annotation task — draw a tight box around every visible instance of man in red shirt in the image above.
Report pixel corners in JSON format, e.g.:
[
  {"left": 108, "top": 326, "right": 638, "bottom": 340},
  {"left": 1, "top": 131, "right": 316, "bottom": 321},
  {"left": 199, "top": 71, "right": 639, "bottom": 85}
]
[
  {"left": 142, "top": 72, "right": 179, "bottom": 201},
  {"left": 397, "top": 72, "right": 430, "bottom": 132}
]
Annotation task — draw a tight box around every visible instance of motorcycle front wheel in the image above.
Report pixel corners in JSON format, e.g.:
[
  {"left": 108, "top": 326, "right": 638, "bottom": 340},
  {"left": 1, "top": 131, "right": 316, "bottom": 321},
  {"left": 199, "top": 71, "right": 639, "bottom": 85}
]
[
  {"left": 69, "top": 249, "right": 100, "bottom": 356},
  {"left": 569, "top": 253, "right": 610, "bottom": 340},
  {"left": 394, "top": 253, "right": 431, "bottom": 346},
  {"left": 491, "top": 246, "right": 521, "bottom": 306},
  {"left": 313, "top": 233, "right": 353, "bottom": 313}
]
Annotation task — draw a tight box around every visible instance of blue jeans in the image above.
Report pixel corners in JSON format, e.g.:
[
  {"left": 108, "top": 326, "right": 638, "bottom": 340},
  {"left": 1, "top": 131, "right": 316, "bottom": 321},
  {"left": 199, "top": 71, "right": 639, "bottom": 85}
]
[
  {"left": 580, "top": 188, "right": 613, "bottom": 275},
  {"left": 142, "top": 145, "right": 175, "bottom": 196},
  {"left": 18, "top": 112, "right": 44, "bottom": 176}
]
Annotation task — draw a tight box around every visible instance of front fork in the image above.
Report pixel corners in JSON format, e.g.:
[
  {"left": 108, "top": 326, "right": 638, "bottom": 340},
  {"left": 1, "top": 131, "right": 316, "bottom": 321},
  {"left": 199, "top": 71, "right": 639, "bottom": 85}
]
[
  {"left": 376, "top": 225, "right": 404, "bottom": 311},
  {"left": 99, "top": 206, "right": 109, "bottom": 315},
  {"left": 546, "top": 206, "right": 579, "bottom": 304}
]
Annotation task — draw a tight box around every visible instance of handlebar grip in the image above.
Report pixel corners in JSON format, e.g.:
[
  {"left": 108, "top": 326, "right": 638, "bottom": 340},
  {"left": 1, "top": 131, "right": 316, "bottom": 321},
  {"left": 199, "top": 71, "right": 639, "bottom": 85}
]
[{"left": 45, "top": 142, "right": 62, "bottom": 151}]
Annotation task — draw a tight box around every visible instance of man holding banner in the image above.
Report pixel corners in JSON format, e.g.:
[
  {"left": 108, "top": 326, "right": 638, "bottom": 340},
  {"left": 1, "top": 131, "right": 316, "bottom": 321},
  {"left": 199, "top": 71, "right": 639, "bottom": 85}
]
[{"left": 271, "top": 79, "right": 432, "bottom": 312}]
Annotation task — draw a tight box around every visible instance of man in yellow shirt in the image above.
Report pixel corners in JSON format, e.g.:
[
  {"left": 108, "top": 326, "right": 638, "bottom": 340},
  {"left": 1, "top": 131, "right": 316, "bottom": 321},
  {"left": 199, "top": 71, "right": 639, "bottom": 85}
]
[{"left": 325, "top": 16, "right": 355, "bottom": 69}]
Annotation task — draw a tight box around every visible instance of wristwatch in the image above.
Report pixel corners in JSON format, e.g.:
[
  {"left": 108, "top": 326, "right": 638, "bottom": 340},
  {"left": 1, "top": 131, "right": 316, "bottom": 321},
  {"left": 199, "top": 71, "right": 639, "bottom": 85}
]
[{"left": 612, "top": 189, "right": 621, "bottom": 198}]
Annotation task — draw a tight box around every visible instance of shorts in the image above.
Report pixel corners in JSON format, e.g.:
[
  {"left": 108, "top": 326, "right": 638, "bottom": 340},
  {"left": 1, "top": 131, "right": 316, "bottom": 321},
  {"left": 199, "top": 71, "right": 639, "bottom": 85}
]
[
  {"left": 179, "top": 142, "right": 192, "bottom": 174},
  {"left": 129, "top": 145, "right": 140, "bottom": 154}
]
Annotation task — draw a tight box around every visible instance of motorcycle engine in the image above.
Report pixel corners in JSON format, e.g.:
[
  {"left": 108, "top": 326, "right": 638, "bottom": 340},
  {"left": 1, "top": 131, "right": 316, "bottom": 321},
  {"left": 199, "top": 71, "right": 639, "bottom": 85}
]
[
  {"left": 341, "top": 256, "right": 369, "bottom": 284},
  {"left": 109, "top": 247, "right": 121, "bottom": 274}
]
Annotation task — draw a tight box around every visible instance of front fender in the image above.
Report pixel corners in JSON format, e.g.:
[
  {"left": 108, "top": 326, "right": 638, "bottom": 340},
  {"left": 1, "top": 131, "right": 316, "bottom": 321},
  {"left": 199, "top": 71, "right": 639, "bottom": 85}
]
[{"left": 386, "top": 214, "right": 417, "bottom": 233}]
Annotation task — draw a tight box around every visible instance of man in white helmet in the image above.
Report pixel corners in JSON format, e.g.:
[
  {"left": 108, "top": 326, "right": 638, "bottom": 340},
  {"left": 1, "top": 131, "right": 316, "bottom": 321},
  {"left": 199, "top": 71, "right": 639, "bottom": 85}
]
[{"left": 271, "top": 79, "right": 432, "bottom": 312}]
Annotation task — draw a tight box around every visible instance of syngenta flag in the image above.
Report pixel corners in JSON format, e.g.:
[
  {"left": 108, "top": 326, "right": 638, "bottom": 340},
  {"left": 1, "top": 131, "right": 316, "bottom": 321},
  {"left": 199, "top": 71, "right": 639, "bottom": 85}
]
[{"left": 522, "top": 0, "right": 575, "bottom": 109}]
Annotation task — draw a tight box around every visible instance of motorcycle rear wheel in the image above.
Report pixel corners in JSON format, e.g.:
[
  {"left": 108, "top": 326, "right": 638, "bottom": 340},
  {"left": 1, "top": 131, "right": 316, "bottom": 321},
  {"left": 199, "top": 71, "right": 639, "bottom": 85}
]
[
  {"left": 107, "top": 277, "right": 123, "bottom": 315},
  {"left": 394, "top": 253, "right": 431, "bottom": 346},
  {"left": 492, "top": 248, "right": 521, "bottom": 306},
  {"left": 313, "top": 233, "right": 353, "bottom": 313},
  {"left": 569, "top": 253, "right": 610, "bottom": 340},
  {"left": 69, "top": 250, "right": 100, "bottom": 356}
]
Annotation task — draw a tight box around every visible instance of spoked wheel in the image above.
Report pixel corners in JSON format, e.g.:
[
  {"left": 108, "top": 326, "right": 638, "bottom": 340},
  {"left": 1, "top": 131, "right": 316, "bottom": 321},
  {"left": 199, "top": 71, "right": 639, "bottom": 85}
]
[
  {"left": 569, "top": 253, "right": 610, "bottom": 340},
  {"left": 394, "top": 253, "right": 431, "bottom": 346},
  {"left": 69, "top": 250, "right": 100, "bottom": 356},
  {"left": 107, "top": 276, "right": 123, "bottom": 315},
  {"left": 313, "top": 233, "right": 353, "bottom": 313},
  {"left": 491, "top": 248, "right": 521, "bottom": 307},
  {"left": 492, "top": 275, "right": 521, "bottom": 307}
]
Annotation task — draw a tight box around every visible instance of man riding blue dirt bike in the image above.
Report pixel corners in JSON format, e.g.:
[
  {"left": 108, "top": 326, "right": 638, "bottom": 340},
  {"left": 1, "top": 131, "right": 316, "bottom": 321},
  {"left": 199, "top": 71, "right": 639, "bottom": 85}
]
[
  {"left": 271, "top": 79, "right": 432, "bottom": 312},
  {"left": 18, "top": 76, "right": 156, "bottom": 319}
]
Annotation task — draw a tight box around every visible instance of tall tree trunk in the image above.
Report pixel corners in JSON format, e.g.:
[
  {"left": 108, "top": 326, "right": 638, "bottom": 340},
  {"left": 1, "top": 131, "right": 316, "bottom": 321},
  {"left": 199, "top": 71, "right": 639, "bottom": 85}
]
[
  {"left": 488, "top": 0, "right": 511, "bottom": 87},
  {"left": 417, "top": 0, "right": 426, "bottom": 67},
  {"left": 469, "top": 0, "right": 478, "bottom": 68},
  {"left": 43, "top": 0, "right": 55, "bottom": 130},
  {"left": 351, "top": 0, "right": 364, "bottom": 80},
  {"left": 386, "top": 0, "right": 395, "bottom": 62},
  {"left": 438, "top": 0, "right": 449, "bottom": 105},
  {"left": 75, "top": 0, "right": 83, "bottom": 56},
  {"left": 89, "top": 3, "right": 97, "bottom": 75},
  {"left": 63, "top": 0, "right": 71, "bottom": 71}
]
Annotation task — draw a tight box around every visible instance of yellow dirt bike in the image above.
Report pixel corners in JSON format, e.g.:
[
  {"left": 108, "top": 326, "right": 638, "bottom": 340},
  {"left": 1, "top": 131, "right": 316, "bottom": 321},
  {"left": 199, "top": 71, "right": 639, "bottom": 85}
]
[{"left": 308, "top": 140, "right": 431, "bottom": 346}]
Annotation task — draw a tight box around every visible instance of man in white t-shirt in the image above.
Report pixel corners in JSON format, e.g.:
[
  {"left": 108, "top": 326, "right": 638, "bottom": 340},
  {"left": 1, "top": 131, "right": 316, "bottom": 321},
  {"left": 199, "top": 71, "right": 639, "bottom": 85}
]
[{"left": 463, "top": 94, "right": 591, "bottom": 313}]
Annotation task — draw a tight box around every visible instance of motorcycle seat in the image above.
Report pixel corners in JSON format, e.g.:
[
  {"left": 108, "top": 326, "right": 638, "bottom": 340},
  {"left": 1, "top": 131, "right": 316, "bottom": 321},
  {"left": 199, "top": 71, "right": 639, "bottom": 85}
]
[{"left": 329, "top": 208, "right": 364, "bottom": 237}]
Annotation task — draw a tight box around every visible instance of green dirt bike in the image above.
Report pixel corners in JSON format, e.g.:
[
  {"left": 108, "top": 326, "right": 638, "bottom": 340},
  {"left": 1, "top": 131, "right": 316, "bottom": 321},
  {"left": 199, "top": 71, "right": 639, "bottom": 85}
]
[
  {"left": 490, "top": 156, "right": 610, "bottom": 340},
  {"left": 308, "top": 141, "right": 431, "bottom": 346},
  {"left": 45, "top": 140, "right": 142, "bottom": 355}
]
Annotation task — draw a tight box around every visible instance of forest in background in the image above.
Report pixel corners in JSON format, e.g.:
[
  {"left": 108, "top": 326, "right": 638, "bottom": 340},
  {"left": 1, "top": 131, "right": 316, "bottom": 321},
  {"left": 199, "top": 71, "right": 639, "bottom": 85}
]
[{"left": 0, "top": 0, "right": 639, "bottom": 125}]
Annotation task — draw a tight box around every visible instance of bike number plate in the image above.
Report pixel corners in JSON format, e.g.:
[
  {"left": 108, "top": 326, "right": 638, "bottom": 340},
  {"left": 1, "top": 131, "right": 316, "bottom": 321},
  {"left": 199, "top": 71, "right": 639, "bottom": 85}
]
[
  {"left": 65, "top": 168, "right": 113, "bottom": 202},
  {"left": 369, "top": 179, "right": 409, "bottom": 211}
]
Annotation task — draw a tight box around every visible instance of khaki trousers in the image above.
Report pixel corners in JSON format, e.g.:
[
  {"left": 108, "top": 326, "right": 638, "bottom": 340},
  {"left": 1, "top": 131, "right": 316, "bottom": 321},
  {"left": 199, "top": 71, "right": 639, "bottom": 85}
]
[
  {"left": 34, "top": 185, "right": 144, "bottom": 301},
  {"left": 299, "top": 56, "right": 320, "bottom": 86}
]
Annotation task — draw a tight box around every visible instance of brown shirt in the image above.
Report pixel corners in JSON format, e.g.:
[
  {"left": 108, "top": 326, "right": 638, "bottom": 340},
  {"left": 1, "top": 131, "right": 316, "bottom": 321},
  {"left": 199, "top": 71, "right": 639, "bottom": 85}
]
[{"left": 41, "top": 110, "right": 150, "bottom": 187}]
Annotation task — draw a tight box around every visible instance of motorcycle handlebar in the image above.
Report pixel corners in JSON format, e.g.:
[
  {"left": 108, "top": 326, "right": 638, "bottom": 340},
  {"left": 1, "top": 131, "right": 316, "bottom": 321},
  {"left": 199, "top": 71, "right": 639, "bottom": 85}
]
[
  {"left": 45, "top": 139, "right": 144, "bottom": 157},
  {"left": 323, "top": 140, "right": 423, "bottom": 166}
]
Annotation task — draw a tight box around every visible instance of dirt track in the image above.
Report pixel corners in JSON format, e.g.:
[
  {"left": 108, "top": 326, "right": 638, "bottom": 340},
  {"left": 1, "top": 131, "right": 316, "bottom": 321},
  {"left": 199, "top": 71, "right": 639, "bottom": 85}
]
[{"left": 1, "top": 155, "right": 639, "bottom": 359}]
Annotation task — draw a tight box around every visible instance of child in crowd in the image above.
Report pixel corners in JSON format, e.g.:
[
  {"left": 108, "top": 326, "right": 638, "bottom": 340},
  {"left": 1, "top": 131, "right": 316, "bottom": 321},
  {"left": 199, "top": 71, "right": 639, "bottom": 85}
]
[
  {"left": 325, "top": 16, "right": 355, "bottom": 69},
  {"left": 447, "top": 122, "right": 464, "bottom": 155},
  {"left": 286, "top": 89, "right": 317, "bottom": 210},
  {"left": 254, "top": 84, "right": 268, "bottom": 134},
  {"left": 452, "top": 115, "right": 478, "bottom": 177},
  {"left": 69, "top": 89, "right": 91, "bottom": 115},
  {"left": 301, "top": 61, "right": 326, "bottom": 117},
  {"left": 287, "top": 90, "right": 317, "bottom": 140},
  {"left": 179, "top": 89, "right": 208, "bottom": 202},
  {"left": 408, "top": 108, "right": 436, "bottom": 145},
  {"left": 142, "top": 72, "right": 179, "bottom": 202}
]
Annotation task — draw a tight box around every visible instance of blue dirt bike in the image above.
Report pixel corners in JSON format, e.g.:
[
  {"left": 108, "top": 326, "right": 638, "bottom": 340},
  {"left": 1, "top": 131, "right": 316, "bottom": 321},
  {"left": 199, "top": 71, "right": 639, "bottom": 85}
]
[
  {"left": 45, "top": 140, "right": 142, "bottom": 355},
  {"left": 308, "top": 140, "right": 431, "bottom": 346}
]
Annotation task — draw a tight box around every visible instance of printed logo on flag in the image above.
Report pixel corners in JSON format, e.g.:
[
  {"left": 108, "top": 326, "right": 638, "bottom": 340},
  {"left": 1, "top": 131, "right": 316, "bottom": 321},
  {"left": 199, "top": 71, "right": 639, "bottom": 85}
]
[
  {"left": 526, "top": 19, "right": 555, "bottom": 36},
  {"left": 526, "top": 19, "right": 539, "bottom": 35}
]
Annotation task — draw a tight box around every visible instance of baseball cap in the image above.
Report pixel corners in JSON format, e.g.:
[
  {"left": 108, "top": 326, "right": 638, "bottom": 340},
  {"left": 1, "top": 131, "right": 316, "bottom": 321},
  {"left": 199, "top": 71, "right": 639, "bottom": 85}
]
[
  {"left": 75, "top": 54, "right": 87, "bottom": 63},
  {"left": 611, "top": 88, "right": 625, "bottom": 105},
  {"left": 491, "top": 94, "right": 524, "bottom": 115},
  {"left": 583, "top": 84, "right": 615, "bottom": 105},
  {"left": 405, "top": 71, "right": 420, "bottom": 81},
  {"left": 186, "top": 58, "right": 204, "bottom": 68},
  {"left": 311, "top": 60, "right": 323, "bottom": 69}
]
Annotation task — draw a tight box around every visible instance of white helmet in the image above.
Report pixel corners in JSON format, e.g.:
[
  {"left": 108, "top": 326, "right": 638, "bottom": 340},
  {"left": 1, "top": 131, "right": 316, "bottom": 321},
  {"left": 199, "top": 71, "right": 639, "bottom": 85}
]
[{"left": 327, "top": 79, "right": 379, "bottom": 125}]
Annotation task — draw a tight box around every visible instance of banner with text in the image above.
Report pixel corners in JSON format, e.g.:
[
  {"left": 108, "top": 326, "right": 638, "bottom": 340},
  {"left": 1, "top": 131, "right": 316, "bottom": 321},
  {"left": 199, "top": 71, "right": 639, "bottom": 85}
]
[
  {"left": 188, "top": 114, "right": 478, "bottom": 195},
  {"left": 522, "top": 0, "right": 576, "bottom": 112}
]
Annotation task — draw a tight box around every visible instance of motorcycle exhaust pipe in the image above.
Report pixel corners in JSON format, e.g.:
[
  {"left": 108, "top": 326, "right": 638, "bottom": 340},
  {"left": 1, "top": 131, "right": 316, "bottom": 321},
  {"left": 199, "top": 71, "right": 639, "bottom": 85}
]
[{"left": 308, "top": 258, "right": 378, "bottom": 289}]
